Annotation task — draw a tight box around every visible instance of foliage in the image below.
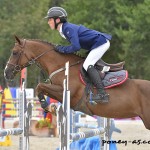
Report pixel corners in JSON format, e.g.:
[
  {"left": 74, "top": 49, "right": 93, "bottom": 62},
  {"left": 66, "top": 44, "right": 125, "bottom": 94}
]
[
  {"left": 113, "top": 0, "right": 150, "bottom": 79},
  {"left": 0, "top": 0, "right": 150, "bottom": 89},
  {"left": 0, "top": 0, "right": 51, "bottom": 88},
  {"left": 35, "top": 118, "right": 53, "bottom": 129}
]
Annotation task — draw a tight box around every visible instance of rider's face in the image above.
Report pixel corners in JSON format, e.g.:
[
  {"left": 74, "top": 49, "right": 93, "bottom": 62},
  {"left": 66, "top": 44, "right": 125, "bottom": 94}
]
[{"left": 48, "top": 18, "right": 55, "bottom": 30}]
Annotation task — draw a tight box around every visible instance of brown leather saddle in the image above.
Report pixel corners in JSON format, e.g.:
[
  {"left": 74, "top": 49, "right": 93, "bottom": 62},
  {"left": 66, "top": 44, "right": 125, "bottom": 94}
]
[{"left": 95, "top": 59, "right": 125, "bottom": 72}]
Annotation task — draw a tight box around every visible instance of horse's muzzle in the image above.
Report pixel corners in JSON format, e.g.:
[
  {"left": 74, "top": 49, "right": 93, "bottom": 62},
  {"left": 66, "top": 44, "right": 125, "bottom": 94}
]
[{"left": 4, "top": 66, "right": 16, "bottom": 80}]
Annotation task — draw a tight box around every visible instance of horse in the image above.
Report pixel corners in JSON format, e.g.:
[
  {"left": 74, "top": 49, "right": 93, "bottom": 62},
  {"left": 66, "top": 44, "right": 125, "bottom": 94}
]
[{"left": 4, "top": 35, "right": 150, "bottom": 130}]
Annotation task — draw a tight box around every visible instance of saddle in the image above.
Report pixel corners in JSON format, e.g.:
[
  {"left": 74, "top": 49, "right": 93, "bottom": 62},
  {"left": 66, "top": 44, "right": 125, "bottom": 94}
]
[
  {"left": 95, "top": 59, "right": 125, "bottom": 72},
  {"left": 80, "top": 59, "right": 128, "bottom": 89}
]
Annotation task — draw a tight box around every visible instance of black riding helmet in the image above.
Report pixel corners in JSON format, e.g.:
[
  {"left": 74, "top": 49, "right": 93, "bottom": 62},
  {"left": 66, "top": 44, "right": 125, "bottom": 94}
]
[{"left": 45, "top": 7, "right": 67, "bottom": 29}]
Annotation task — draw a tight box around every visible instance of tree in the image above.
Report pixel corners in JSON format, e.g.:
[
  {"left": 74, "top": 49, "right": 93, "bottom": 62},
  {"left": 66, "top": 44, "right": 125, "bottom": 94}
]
[
  {"left": 0, "top": 0, "right": 150, "bottom": 89},
  {"left": 0, "top": 0, "right": 51, "bottom": 88},
  {"left": 114, "top": 0, "right": 150, "bottom": 79}
]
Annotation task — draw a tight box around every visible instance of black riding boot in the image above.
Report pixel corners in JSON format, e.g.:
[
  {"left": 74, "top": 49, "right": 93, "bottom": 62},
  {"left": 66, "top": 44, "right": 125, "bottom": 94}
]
[{"left": 87, "top": 65, "right": 109, "bottom": 103}]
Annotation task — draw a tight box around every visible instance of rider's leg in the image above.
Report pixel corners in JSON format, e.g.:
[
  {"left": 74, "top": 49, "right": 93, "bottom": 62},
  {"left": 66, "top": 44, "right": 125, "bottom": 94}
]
[
  {"left": 87, "top": 65, "right": 109, "bottom": 102},
  {"left": 83, "top": 40, "right": 110, "bottom": 71},
  {"left": 83, "top": 40, "right": 110, "bottom": 102}
]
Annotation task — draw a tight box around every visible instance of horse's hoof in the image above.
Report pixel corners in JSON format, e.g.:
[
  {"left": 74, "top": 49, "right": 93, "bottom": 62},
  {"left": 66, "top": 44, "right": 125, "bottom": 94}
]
[{"left": 48, "top": 103, "right": 57, "bottom": 116}]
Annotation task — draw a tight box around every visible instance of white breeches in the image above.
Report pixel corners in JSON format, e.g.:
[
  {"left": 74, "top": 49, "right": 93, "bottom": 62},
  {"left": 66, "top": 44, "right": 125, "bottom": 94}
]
[{"left": 83, "top": 40, "right": 110, "bottom": 71}]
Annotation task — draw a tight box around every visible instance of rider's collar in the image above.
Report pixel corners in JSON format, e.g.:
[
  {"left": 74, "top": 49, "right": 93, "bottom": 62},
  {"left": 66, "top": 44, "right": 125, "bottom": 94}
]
[{"left": 59, "top": 24, "right": 66, "bottom": 39}]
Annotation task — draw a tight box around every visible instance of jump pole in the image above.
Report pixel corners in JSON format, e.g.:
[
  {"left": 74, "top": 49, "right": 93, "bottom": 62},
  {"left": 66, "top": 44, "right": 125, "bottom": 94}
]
[
  {"left": 57, "top": 61, "right": 70, "bottom": 150},
  {"left": 57, "top": 62, "right": 109, "bottom": 150},
  {"left": 0, "top": 81, "right": 31, "bottom": 150}
]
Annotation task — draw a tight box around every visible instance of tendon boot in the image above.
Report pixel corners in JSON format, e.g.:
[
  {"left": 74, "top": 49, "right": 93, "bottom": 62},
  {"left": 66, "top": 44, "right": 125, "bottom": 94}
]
[
  {"left": 87, "top": 65, "right": 109, "bottom": 103},
  {"left": 38, "top": 93, "right": 49, "bottom": 112}
]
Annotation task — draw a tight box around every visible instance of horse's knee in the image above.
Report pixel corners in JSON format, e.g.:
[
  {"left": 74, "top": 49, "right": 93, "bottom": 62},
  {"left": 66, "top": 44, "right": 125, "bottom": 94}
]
[{"left": 36, "top": 83, "right": 43, "bottom": 94}]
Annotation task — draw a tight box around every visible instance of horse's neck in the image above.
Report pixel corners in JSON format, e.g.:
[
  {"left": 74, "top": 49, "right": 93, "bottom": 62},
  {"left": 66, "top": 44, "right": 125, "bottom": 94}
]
[{"left": 33, "top": 42, "right": 82, "bottom": 76}]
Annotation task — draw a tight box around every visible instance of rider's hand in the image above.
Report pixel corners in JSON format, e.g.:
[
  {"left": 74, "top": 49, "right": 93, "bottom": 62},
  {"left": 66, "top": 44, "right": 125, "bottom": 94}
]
[{"left": 54, "top": 44, "right": 64, "bottom": 53}]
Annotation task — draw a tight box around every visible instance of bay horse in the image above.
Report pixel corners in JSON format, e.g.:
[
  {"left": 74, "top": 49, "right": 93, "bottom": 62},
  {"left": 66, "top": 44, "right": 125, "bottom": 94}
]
[{"left": 4, "top": 36, "right": 150, "bottom": 130}]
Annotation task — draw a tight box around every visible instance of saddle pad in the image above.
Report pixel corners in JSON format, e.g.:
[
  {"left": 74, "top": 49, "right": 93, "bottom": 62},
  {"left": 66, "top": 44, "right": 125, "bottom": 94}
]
[
  {"left": 79, "top": 69, "right": 128, "bottom": 89},
  {"left": 103, "top": 70, "right": 128, "bottom": 89}
]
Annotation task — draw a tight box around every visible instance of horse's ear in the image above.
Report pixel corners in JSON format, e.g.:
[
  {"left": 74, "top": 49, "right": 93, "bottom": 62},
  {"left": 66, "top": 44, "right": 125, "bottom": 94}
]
[{"left": 14, "top": 35, "right": 21, "bottom": 45}]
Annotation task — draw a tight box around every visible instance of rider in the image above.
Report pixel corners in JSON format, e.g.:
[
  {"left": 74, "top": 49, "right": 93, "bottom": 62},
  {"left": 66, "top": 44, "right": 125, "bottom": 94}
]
[{"left": 44, "top": 7, "right": 112, "bottom": 103}]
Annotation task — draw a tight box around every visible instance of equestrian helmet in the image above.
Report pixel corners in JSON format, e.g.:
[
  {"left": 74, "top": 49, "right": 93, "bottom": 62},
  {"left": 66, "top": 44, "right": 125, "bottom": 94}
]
[{"left": 45, "top": 7, "right": 67, "bottom": 22}]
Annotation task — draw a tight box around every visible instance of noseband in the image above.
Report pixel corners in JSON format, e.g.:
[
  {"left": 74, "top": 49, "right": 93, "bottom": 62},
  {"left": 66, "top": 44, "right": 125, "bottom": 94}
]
[{"left": 7, "top": 39, "right": 52, "bottom": 74}]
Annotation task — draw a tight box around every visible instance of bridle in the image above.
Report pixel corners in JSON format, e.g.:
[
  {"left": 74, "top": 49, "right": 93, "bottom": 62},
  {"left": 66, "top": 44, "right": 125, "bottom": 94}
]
[
  {"left": 6, "top": 39, "right": 84, "bottom": 82},
  {"left": 7, "top": 39, "right": 53, "bottom": 74}
]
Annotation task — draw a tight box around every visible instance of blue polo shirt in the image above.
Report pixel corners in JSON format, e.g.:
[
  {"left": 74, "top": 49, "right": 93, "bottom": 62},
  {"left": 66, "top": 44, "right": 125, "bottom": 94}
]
[{"left": 57, "top": 22, "right": 112, "bottom": 53}]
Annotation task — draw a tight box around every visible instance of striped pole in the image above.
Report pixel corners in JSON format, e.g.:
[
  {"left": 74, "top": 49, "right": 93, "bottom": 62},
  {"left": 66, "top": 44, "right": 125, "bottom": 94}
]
[
  {"left": 75, "top": 123, "right": 99, "bottom": 129},
  {"left": 0, "top": 83, "right": 30, "bottom": 150},
  {"left": 0, "top": 128, "right": 23, "bottom": 137},
  {"left": 2, "top": 114, "right": 43, "bottom": 118},
  {"left": 70, "top": 128, "right": 105, "bottom": 142}
]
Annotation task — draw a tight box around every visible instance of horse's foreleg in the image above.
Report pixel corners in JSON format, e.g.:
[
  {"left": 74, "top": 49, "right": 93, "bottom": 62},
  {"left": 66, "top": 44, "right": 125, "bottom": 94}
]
[
  {"left": 36, "top": 83, "right": 63, "bottom": 115},
  {"left": 37, "top": 92, "right": 50, "bottom": 113}
]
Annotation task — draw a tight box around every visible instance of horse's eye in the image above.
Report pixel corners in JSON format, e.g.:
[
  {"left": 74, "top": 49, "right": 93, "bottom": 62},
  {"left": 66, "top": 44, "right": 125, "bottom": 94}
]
[{"left": 12, "top": 51, "right": 18, "bottom": 55}]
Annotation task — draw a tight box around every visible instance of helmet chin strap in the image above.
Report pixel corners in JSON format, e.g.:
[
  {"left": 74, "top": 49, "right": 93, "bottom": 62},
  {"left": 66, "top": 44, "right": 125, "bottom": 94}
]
[{"left": 54, "top": 18, "right": 61, "bottom": 29}]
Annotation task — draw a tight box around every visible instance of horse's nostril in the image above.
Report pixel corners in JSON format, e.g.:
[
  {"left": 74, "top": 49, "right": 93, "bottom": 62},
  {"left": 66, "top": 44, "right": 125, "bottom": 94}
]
[{"left": 4, "top": 68, "right": 14, "bottom": 80}]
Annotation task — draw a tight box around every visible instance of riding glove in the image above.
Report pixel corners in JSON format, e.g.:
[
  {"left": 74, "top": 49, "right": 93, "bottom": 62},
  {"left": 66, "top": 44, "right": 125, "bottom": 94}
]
[{"left": 54, "top": 44, "right": 65, "bottom": 53}]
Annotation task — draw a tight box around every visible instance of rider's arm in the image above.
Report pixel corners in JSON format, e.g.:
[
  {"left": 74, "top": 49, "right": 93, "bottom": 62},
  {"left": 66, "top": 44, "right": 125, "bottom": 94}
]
[{"left": 56, "top": 27, "right": 81, "bottom": 53}]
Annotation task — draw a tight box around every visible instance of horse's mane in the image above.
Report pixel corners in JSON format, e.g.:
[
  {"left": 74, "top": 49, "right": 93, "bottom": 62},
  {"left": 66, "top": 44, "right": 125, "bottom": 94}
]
[
  {"left": 28, "top": 39, "right": 54, "bottom": 47},
  {"left": 27, "top": 39, "right": 86, "bottom": 58}
]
